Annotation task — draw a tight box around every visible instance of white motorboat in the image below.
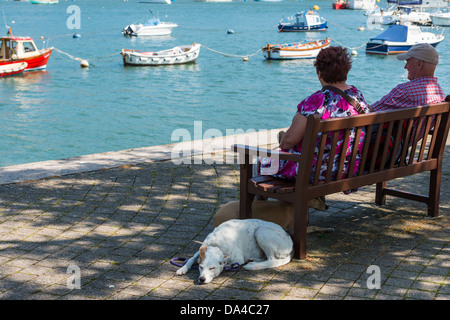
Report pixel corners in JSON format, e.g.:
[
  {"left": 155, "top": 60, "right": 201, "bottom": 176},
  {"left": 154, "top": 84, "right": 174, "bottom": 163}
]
[
  {"left": 194, "top": 0, "right": 232, "bottom": 2},
  {"left": 139, "top": 0, "right": 171, "bottom": 3},
  {"left": 30, "top": 0, "right": 58, "bottom": 4},
  {"left": 420, "top": 0, "right": 449, "bottom": 8},
  {"left": 278, "top": 10, "right": 327, "bottom": 32},
  {"left": 122, "top": 17, "right": 177, "bottom": 36},
  {"left": 365, "top": 23, "right": 444, "bottom": 55},
  {"left": 380, "top": 8, "right": 431, "bottom": 25},
  {"left": 346, "top": 0, "right": 377, "bottom": 10},
  {"left": 122, "top": 43, "right": 201, "bottom": 66},
  {"left": 367, "top": 5, "right": 432, "bottom": 26},
  {"left": 430, "top": 9, "right": 450, "bottom": 26},
  {"left": 262, "top": 38, "right": 331, "bottom": 60}
]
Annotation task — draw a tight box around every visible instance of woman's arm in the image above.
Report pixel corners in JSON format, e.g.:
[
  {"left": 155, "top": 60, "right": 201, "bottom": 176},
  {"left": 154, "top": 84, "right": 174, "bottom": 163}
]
[{"left": 279, "top": 112, "right": 307, "bottom": 150}]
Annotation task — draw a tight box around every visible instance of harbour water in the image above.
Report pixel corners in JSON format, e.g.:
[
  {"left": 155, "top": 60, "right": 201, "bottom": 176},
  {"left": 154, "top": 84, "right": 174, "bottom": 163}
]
[{"left": 0, "top": 0, "right": 449, "bottom": 167}]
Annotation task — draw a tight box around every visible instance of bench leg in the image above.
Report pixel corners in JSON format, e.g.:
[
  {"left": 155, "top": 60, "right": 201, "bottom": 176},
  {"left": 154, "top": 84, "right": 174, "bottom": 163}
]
[
  {"left": 293, "top": 201, "right": 309, "bottom": 260},
  {"left": 240, "top": 192, "right": 255, "bottom": 219},
  {"left": 375, "top": 181, "right": 387, "bottom": 205},
  {"left": 239, "top": 160, "right": 255, "bottom": 219},
  {"left": 428, "top": 168, "right": 441, "bottom": 217}
]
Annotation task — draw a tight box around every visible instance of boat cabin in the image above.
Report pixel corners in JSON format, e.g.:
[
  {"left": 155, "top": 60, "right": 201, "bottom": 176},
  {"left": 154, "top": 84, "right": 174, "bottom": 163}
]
[
  {"left": 369, "top": 24, "right": 442, "bottom": 44},
  {"left": 0, "top": 36, "right": 39, "bottom": 61},
  {"left": 297, "top": 11, "right": 324, "bottom": 27}
]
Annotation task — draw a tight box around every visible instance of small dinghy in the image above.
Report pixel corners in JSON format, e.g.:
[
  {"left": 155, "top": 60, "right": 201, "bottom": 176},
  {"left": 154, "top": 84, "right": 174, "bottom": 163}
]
[
  {"left": 122, "top": 43, "right": 201, "bottom": 66},
  {"left": 262, "top": 38, "right": 331, "bottom": 60}
]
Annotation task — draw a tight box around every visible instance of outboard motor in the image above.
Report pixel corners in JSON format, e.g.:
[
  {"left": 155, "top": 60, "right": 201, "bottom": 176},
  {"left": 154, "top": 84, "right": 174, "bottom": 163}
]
[{"left": 122, "top": 25, "right": 134, "bottom": 36}]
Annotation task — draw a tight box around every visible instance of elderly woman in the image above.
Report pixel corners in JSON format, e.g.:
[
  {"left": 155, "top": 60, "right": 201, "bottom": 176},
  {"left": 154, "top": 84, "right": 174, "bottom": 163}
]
[{"left": 260, "top": 46, "right": 371, "bottom": 184}]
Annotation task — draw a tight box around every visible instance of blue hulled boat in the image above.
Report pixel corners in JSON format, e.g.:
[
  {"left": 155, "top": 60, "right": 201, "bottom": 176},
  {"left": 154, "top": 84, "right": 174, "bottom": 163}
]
[
  {"left": 365, "top": 24, "right": 444, "bottom": 55},
  {"left": 278, "top": 11, "right": 327, "bottom": 32}
]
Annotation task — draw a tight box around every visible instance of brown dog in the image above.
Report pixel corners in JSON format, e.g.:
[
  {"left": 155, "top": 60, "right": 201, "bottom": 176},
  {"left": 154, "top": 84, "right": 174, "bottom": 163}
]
[{"left": 213, "top": 199, "right": 333, "bottom": 235}]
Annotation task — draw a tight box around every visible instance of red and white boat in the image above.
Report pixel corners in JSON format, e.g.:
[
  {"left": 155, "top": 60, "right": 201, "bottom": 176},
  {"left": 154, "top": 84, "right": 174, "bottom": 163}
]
[
  {"left": 262, "top": 38, "right": 331, "bottom": 60},
  {"left": 0, "top": 62, "right": 27, "bottom": 77},
  {"left": 0, "top": 30, "right": 53, "bottom": 71}
]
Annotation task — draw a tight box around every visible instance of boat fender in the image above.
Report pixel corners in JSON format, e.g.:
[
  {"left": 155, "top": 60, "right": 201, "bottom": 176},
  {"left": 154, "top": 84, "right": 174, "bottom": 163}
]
[{"left": 351, "top": 50, "right": 357, "bottom": 56}]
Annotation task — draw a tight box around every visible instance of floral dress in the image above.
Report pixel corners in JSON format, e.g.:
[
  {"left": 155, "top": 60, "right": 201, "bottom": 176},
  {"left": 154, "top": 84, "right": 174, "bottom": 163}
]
[{"left": 273, "top": 87, "right": 370, "bottom": 183}]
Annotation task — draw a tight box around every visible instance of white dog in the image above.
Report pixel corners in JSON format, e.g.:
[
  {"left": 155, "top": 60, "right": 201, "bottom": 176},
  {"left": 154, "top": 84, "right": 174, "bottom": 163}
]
[{"left": 175, "top": 219, "right": 293, "bottom": 284}]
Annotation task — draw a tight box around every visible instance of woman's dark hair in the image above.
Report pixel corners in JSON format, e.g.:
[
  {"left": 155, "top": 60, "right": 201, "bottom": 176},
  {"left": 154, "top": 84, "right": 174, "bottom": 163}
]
[{"left": 314, "top": 46, "right": 352, "bottom": 83}]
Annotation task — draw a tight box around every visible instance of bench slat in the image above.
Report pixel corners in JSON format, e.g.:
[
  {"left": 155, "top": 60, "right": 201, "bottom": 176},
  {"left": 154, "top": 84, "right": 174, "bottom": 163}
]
[
  {"left": 388, "top": 120, "right": 404, "bottom": 169},
  {"left": 325, "top": 131, "right": 339, "bottom": 183},
  {"left": 347, "top": 127, "right": 363, "bottom": 179},
  {"left": 427, "top": 114, "right": 441, "bottom": 160},
  {"left": 313, "top": 132, "right": 328, "bottom": 185},
  {"left": 249, "top": 176, "right": 295, "bottom": 193},
  {"left": 359, "top": 124, "right": 374, "bottom": 176}
]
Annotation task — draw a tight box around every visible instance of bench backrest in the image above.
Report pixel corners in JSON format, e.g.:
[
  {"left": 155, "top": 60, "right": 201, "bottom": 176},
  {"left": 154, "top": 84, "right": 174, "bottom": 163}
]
[{"left": 296, "top": 101, "right": 450, "bottom": 197}]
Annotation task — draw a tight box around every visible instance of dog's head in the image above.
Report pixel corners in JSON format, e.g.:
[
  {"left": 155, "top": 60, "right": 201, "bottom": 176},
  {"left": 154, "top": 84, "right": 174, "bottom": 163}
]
[{"left": 197, "top": 245, "right": 226, "bottom": 284}]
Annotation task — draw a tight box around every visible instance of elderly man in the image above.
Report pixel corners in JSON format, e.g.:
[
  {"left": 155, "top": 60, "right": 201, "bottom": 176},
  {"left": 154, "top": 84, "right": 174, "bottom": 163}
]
[
  {"left": 371, "top": 43, "right": 445, "bottom": 111},
  {"left": 367, "top": 44, "right": 445, "bottom": 169}
]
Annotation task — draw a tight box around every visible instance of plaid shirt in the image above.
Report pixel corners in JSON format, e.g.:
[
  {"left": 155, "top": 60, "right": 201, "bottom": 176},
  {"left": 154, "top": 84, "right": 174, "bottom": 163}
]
[
  {"left": 371, "top": 76, "right": 445, "bottom": 142},
  {"left": 371, "top": 76, "right": 445, "bottom": 111}
]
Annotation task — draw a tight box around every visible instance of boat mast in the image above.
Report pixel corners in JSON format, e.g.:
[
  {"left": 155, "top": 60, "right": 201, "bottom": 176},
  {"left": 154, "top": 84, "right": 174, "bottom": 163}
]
[{"left": 2, "top": 11, "right": 13, "bottom": 37}]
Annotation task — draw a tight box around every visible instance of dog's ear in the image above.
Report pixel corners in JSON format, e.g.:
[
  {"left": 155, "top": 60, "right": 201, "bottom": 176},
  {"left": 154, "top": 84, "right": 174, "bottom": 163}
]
[{"left": 199, "top": 245, "right": 207, "bottom": 262}]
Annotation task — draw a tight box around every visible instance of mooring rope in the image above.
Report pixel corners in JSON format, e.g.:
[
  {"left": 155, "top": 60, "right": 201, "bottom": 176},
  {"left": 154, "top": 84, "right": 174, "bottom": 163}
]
[
  {"left": 53, "top": 47, "right": 122, "bottom": 67},
  {"left": 53, "top": 47, "right": 85, "bottom": 62},
  {"left": 329, "top": 37, "right": 369, "bottom": 51},
  {"left": 200, "top": 44, "right": 262, "bottom": 59}
]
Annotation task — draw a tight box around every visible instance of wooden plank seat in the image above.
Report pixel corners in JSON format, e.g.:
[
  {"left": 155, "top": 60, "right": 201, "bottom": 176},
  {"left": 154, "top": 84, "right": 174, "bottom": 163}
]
[
  {"left": 233, "top": 98, "right": 450, "bottom": 260},
  {"left": 250, "top": 176, "right": 295, "bottom": 193}
]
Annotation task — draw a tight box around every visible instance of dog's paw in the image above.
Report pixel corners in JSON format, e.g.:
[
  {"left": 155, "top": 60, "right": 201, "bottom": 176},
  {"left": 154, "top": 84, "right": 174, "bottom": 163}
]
[
  {"left": 176, "top": 267, "right": 188, "bottom": 276},
  {"left": 242, "top": 262, "right": 257, "bottom": 270}
]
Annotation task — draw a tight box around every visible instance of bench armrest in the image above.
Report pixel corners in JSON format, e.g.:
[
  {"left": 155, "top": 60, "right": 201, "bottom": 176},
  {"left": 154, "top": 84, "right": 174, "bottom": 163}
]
[{"left": 232, "top": 144, "right": 302, "bottom": 163}]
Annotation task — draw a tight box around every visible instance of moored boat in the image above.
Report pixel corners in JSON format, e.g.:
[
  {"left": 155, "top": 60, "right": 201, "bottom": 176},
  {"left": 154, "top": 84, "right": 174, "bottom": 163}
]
[
  {"left": 0, "top": 32, "right": 53, "bottom": 71},
  {"left": 381, "top": 6, "right": 431, "bottom": 25},
  {"left": 122, "top": 16, "right": 177, "bottom": 36},
  {"left": 262, "top": 38, "right": 331, "bottom": 60},
  {"left": 139, "top": 0, "right": 171, "bottom": 3},
  {"left": 430, "top": 9, "right": 450, "bottom": 26},
  {"left": 122, "top": 43, "right": 201, "bottom": 66},
  {"left": 333, "top": 0, "right": 348, "bottom": 10},
  {"left": 367, "top": 0, "right": 445, "bottom": 26},
  {"left": 347, "top": 0, "right": 376, "bottom": 10},
  {"left": 30, "top": 0, "right": 59, "bottom": 4},
  {"left": 278, "top": 10, "right": 327, "bottom": 32},
  {"left": 194, "top": 0, "right": 232, "bottom": 2},
  {"left": 0, "top": 62, "right": 27, "bottom": 77},
  {"left": 365, "top": 24, "right": 444, "bottom": 54}
]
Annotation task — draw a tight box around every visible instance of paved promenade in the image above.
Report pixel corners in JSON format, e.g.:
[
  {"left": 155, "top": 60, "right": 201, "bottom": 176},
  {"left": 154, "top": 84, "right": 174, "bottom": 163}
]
[{"left": 0, "top": 132, "right": 448, "bottom": 301}]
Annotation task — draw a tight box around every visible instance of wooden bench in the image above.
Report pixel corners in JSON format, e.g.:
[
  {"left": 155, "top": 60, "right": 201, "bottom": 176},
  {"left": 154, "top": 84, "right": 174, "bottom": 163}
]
[{"left": 233, "top": 98, "right": 450, "bottom": 259}]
